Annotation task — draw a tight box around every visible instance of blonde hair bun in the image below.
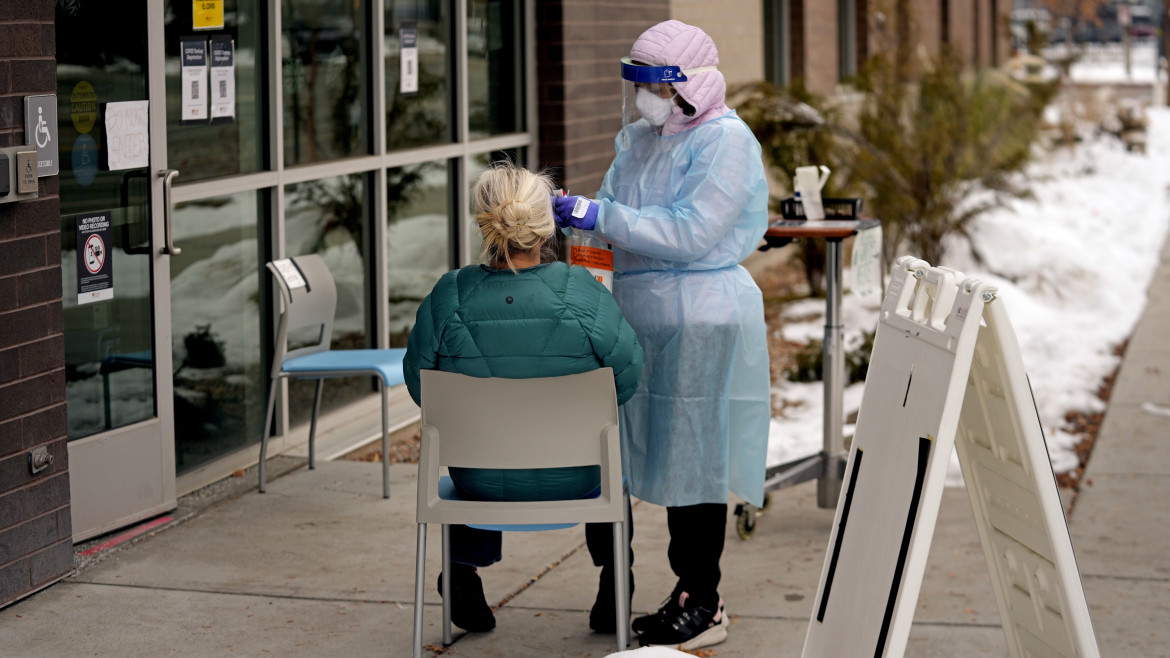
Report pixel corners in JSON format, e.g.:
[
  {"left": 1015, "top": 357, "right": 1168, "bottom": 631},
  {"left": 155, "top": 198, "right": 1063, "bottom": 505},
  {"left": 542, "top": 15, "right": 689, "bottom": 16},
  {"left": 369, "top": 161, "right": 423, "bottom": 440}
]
[{"left": 473, "top": 163, "right": 557, "bottom": 272}]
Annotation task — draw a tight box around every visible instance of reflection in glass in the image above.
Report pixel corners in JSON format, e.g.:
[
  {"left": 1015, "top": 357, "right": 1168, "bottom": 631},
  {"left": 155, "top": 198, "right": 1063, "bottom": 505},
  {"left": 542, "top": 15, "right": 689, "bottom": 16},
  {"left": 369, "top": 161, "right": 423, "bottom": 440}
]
[
  {"left": 284, "top": 174, "right": 372, "bottom": 426},
  {"left": 56, "top": 2, "right": 157, "bottom": 440},
  {"left": 465, "top": 148, "right": 526, "bottom": 266},
  {"left": 386, "top": 160, "right": 451, "bottom": 347},
  {"left": 282, "top": 0, "right": 368, "bottom": 165},
  {"left": 164, "top": 0, "right": 265, "bottom": 181},
  {"left": 385, "top": 0, "right": 452, "bottom": 149},
  {"left": 170, "top": 192, "right": 265, "bottom": 473},
  {"left": 467, "top": 0, "right": 524, "bottom": 139}
]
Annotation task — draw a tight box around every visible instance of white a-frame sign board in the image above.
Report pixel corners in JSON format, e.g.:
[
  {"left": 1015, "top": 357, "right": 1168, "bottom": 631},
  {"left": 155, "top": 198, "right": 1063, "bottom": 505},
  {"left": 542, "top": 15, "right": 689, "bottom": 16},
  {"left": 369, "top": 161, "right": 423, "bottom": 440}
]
[{"left": 803, "top": 256, "right": 1099, "bottom": 658}]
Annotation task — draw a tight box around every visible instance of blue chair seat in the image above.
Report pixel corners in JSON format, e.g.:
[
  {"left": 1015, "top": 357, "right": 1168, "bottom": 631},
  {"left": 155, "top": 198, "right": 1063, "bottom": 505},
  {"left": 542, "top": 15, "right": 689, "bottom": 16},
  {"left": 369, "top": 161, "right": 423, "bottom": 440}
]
[
  {"left": 282, "top": 348, "right": 407, "bottom": 387},
  {"left": 437, "top": 476, "right": 597, "bottom": 532}
]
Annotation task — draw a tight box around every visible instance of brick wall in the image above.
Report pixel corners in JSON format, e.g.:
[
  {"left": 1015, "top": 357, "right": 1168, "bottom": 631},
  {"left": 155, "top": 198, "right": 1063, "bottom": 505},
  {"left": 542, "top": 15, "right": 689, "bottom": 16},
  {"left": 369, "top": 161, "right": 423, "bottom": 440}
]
[
  {"left": 536, "top": 0, "right": 670, "bottom": 195},
  {"left": 0, "top": 0, "right": 72, "bottom": 609},
  {"left": 671, "top": 0, "right": 765, "bottom": 88},
  {"left": 801, "top": 0, "right": 841, "bottom": 96}
]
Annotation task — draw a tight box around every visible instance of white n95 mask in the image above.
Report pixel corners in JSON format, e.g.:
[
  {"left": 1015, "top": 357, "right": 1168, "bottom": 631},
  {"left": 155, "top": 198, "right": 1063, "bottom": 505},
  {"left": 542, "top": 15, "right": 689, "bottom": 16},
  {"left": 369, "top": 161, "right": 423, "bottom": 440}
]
[{"left": 636, "top": 88, "right": 675, "bottom": 126}]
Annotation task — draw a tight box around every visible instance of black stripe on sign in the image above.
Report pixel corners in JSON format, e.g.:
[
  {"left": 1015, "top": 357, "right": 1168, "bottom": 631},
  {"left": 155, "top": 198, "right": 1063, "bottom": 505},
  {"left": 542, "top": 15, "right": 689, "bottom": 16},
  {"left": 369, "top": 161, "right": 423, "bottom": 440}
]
[
  {"left": 816, "top": 448, "right": 864, "bottom": 623},
  {"left": 875, "top": 437, "right": 932, "bottom": 657}
]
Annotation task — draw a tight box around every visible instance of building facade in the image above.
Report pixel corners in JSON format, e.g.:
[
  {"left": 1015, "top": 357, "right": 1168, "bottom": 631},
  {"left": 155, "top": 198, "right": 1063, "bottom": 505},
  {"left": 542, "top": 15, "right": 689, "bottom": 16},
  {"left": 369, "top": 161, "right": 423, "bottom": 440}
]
[{"left": 0, "top": 0, "right": 1009, "bottom": 608}]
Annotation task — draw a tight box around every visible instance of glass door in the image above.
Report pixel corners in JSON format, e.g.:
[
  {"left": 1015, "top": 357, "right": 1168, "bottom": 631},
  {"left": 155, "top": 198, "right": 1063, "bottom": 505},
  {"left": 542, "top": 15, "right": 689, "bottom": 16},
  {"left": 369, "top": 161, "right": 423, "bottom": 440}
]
[{"left": 58, "top": 2, "right": 177, "bottom": 541}]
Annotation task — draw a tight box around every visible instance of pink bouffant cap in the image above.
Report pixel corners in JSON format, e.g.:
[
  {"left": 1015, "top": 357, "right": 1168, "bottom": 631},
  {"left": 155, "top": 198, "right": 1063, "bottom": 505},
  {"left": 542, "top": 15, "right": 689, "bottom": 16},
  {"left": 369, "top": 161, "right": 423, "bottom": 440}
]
[{"left": 630, "top": 20, "right": 730, "bottom": 135}]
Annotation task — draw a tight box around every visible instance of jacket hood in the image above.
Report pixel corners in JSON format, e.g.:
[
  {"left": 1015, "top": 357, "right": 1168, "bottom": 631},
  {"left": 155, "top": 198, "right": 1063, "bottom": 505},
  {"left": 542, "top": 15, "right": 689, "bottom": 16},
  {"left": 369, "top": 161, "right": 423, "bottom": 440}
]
[{"left": 629, "top": 20, "right": 730, "bottom": 136}]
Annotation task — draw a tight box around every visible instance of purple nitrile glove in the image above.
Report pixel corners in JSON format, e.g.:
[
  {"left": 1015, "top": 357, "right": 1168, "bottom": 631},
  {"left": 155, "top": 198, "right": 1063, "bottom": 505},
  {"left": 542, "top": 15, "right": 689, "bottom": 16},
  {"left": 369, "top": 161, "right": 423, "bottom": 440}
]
[{"left": 552, "top": 195, "right": 599, "bottom": 231}]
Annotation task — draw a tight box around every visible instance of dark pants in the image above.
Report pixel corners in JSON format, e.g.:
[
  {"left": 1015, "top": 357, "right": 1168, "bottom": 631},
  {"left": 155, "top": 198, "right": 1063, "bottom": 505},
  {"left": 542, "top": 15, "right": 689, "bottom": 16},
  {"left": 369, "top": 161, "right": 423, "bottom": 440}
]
[
  {"left": 450, "top": 495, "right": 635, "bottom": 570},
  {"left": 666, "top": 502, "right": 727, "bottom": 609}
]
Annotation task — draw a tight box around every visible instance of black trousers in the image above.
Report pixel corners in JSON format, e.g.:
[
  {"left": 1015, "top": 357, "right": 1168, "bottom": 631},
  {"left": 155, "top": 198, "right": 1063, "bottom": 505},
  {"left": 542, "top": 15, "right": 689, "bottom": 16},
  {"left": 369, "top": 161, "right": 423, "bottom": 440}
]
[
  {"left": 666, "top": 502, "right": 728, "bottom": 609},
  {"left": 450, "top": 496, "right": 634, "bottom": 570}
]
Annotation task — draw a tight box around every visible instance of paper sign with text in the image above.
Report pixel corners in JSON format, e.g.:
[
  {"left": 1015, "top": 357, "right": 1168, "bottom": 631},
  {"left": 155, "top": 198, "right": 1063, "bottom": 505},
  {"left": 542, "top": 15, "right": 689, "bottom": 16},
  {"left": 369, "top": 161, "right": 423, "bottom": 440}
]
[{"left": 104, "top": 101, "right": 149, "bottom": 170}]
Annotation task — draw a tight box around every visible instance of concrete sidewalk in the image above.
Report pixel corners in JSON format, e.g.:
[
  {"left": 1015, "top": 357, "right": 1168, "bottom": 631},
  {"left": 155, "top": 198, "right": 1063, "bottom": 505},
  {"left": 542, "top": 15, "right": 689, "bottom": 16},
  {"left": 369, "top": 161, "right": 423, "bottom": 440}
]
[{"left": 1, "top": 241, "right": 1167, "bottom": 656}]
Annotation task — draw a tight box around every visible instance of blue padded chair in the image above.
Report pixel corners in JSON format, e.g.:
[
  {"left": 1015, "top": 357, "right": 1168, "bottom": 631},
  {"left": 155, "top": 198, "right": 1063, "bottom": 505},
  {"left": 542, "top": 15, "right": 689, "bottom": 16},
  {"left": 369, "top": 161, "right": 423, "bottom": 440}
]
[
  {"left": 260, "top": 254, "right": 406, "bottom": 498},
  {"left": 412, "top": 368, "right": 631, "bottom": 655}
]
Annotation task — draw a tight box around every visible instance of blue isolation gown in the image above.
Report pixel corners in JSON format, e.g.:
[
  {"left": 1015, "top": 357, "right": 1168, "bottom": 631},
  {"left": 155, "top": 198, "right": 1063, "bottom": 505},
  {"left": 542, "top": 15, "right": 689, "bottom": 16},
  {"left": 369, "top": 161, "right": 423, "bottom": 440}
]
[{"left": 591, "top": 111, "right": 771, "bottom": 508}]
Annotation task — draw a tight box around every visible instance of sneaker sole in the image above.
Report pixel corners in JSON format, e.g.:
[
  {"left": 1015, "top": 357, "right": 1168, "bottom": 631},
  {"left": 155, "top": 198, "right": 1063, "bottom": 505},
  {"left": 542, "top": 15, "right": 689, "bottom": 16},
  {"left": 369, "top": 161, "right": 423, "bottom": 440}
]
[{"left": 643, "top": 623, "right": 729, "bottom": 651}]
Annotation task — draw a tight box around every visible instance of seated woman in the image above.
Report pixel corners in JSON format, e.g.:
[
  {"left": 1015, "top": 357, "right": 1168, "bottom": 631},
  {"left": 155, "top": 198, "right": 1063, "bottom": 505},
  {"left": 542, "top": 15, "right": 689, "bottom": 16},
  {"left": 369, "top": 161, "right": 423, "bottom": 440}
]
[{"left": 403, "top": 163, "right": 643, "bottom": 634}]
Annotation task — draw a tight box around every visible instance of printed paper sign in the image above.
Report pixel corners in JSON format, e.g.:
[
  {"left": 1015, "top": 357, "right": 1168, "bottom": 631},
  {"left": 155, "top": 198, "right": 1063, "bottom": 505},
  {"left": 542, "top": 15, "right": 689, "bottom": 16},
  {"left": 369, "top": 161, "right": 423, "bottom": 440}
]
[
  {"left": 271, "top": 259, "right": 307, "bottom": 290},
  {"left": 104, "top": 101, "right": 149, "bottom": 170},
  {"left": 193, "top": 0, "right": 224, "bottom": 30},
  {"left": 181, "top": 38, "right": 208, "bottom": 123},
  {"left": 76, "top": 211, "right": 114, "bottom": 304},
  {"left": 850, "top": 225, "right": 883, "bottom": 297},
  {"left": 400, "top": 22, "right": 419, "bottom": 95},
  {"left": 210, "top": 37, "right": 235, "bottom": 122}
]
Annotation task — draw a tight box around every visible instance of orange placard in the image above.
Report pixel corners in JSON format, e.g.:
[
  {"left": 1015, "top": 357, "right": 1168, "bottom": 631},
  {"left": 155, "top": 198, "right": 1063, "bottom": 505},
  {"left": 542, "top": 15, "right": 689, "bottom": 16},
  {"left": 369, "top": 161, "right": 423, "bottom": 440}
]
[{"left": 569, "top": 245, "right": 613, "bottom": 271}]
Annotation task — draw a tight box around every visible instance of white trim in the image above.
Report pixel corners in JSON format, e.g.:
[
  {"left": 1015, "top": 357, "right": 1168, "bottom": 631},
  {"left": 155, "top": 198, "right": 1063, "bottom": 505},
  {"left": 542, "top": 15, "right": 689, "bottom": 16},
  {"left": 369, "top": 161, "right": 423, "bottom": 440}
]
[{"left": 171, "top": 171, "right": 279, "bottom": 203}]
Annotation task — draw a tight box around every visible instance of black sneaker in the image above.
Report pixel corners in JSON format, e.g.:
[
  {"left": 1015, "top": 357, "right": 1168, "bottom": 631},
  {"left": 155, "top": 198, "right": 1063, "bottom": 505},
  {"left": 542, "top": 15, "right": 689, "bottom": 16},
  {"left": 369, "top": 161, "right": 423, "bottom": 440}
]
[
  {"left": 636, "top": 593, "right": 728, "bottom": 650},
  {"left": 631, "top": 594, "right": 683, "bottom": 636},
  {"left": 437, "top": 564, "right": 496, "bottom": 632},
  {"left": 589, "top": 564, "right": 634, "bottom": 634}
]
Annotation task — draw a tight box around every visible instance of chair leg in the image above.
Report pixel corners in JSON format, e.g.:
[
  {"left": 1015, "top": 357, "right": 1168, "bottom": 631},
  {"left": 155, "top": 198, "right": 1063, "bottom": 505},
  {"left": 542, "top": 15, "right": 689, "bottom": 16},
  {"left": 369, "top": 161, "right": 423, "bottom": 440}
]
[
  {"left": 308, "top": 379, "right": 324, "bottom": 470},
  {"left": 613, "top": 517, "right": 630, "bottom": 652},
  {"left": 258, "top": 378, "right": 281, "bottom": 493},
  {"left": 380, "top": 378, "right": 390, "bottom": 499},
  {"left": 413, "top": 523, "right": 427, "bottom": 658},
  {"left": 442, "top": 524, "right": 453, "bottom": 646}
]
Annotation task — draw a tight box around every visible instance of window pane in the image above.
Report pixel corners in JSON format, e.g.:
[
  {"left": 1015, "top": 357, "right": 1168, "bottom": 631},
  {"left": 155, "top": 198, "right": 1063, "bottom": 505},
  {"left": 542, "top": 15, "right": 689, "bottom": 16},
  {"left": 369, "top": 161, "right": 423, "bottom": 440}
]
[
  {"left": 165, "top": 0, "right": 266, "bottom": 181},
  {"left": 170, "top": 191, "right": 265, "bottom": 472},
  {"left": 385, "top": 1, "right": 452, "bottom": 149},
  {"left": 284, "top": 174, "right": 371, "bottom": 426},
  {"left": 56, "top": 3, "right": 156, "bottom": 439},
  {"left": 466, "top": 148, "right": 525, "bottom": 264},
  {"left": 467, "top": 0, "right": 524, "bottom": 139},
  {"left": 386, "top": 160, "right": 451, "bottom": 347},
  {"left": 282, "top": 0, "right": 369, "bottom": 165}
]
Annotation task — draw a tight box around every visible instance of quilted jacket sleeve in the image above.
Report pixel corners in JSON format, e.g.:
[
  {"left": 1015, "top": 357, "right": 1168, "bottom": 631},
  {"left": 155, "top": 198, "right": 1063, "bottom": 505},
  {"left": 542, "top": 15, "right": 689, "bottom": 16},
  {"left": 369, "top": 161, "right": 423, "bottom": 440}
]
[
  {"left": 403, "top": 270, "right": 458, "bottom": 406},
  {"left": 564, "top": 268, "right": 643, "bottom": 405}
]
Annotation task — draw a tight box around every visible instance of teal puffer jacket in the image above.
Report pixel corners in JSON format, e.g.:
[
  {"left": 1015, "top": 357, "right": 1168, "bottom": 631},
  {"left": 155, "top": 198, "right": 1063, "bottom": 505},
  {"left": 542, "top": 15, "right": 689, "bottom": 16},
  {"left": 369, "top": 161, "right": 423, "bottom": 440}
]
[
  {"left": 405, "top": 261, "right": 643, "bottom": 503},
  {"left": 404, "top": 261, "right": 642, "bottom": 408}
]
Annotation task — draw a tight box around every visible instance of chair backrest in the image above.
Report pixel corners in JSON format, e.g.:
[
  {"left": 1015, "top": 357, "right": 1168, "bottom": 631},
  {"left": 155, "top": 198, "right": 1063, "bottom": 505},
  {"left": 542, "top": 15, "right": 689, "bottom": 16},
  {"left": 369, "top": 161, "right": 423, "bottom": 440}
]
[
  {"left": 266, "top": 254, "right": 338, "bottom": 375},
  {"left": 417, "top": 368, "right": 623, "bottom": 526}
]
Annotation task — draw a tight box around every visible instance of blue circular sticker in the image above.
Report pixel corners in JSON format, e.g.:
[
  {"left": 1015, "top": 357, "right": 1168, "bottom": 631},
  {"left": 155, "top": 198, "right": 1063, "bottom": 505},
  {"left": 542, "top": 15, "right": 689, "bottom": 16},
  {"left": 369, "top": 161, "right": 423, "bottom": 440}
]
[{"left": 72, "top": 134, "right": 98, "bottom": 187}]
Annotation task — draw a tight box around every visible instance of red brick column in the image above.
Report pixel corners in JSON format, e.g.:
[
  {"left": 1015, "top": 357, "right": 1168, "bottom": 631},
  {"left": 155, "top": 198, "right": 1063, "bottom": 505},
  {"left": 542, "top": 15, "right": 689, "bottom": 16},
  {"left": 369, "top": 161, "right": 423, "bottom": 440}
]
[
  {"left": 0, "top": 0, "right": 72, "bottom": 608},
  {"left": 536, "top": 1, "right": 670, "bottom": 195}
]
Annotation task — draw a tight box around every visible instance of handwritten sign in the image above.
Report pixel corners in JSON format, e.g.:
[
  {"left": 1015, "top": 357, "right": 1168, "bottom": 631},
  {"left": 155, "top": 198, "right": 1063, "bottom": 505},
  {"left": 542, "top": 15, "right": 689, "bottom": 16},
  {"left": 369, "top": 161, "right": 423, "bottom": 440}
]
[{"left": 104, "top": 101, "right": 149, "bottom": 170}]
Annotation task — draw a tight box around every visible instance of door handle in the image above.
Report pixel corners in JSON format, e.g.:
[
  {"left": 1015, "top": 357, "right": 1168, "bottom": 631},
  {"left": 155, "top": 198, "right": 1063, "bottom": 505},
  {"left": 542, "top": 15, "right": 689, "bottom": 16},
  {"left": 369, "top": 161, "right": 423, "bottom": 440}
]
[{"left": 159, "top": 169, "right": 181, "bottom": 255}]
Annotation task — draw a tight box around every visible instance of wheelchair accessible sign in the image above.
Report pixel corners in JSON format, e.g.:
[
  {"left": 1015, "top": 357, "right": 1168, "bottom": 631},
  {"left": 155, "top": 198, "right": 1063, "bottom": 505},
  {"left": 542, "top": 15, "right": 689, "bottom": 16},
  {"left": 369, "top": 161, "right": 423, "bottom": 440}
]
[{"left": 24, "top": 95, "right": 59, "bottom": 176}]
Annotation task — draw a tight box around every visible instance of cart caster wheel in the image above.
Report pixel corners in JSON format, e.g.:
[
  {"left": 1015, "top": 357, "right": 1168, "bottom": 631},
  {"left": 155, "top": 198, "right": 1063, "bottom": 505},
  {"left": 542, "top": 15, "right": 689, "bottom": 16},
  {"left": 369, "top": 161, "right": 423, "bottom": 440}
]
[
  {"left": 759, "top": 492, "right": 773, "bottom": 514},
  {"left": 736, "top": 504, "right": 757, "bottom": 540}
]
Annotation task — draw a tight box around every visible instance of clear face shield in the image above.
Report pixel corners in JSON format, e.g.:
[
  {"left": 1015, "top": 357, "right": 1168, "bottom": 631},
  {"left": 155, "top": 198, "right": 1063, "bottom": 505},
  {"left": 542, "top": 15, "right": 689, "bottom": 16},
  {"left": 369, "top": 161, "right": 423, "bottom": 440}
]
[{"left": 620, "top": 57, "right": 718, "bottom": 134}]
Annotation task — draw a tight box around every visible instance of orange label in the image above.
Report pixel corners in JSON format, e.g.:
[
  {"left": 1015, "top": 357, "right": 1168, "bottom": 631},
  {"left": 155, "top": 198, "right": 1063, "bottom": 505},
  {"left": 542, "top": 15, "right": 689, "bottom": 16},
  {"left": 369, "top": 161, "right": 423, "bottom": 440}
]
[{"left": 570, "top": 245, "right": 613, "bottom": 270}]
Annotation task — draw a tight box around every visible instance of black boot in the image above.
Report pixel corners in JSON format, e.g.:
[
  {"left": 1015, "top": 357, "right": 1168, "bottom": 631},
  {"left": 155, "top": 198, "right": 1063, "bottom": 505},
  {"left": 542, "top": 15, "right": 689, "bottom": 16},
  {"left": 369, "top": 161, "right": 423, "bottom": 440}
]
[
  {"left": 589, "top": 563, "right": 634, "bottom": 634},
  {"left": 437, "top": 563, "right": 496, "bottom": 632}
]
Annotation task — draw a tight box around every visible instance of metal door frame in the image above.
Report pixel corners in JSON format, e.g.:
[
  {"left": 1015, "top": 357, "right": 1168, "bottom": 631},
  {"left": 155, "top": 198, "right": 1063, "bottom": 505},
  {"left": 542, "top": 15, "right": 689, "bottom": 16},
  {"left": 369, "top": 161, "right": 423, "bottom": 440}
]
[{"left": 67, "top": 1, "right": 177, "bottom": 542}]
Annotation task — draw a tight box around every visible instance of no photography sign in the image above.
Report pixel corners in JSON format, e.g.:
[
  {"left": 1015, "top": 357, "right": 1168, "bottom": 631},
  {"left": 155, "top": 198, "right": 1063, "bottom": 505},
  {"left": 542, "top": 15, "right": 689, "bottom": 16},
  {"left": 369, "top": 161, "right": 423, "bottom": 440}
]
[{"left": 76, "top": 211, "right": 114, "bottom": 304}]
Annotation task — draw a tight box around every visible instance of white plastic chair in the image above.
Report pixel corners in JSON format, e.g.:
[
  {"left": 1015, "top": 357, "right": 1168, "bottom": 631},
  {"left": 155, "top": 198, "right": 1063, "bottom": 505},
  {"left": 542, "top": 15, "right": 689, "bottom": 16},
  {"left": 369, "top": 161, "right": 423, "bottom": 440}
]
[
  {"left": 260, "top": 254, "right": 406, "bottom": 498},
  {"left": 412, "top": 368, "right": 631, "bottom": 656}
]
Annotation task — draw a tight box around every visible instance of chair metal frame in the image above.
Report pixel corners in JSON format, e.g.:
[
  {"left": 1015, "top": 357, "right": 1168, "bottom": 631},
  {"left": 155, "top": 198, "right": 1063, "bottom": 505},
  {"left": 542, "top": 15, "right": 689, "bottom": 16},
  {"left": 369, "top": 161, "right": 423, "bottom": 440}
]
[
  {"left": 260, "top": 254, "right": 405, "bottom": 498},
  {"left": 412, "top": 368, "right": 631, "bottom": 655}
]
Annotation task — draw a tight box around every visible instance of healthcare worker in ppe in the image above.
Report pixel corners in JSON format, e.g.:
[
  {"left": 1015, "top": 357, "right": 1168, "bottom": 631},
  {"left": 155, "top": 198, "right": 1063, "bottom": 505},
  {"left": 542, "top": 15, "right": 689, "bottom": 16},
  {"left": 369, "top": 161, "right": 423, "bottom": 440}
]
[{"left": 553, "top": 20, "right": 771, "bottom": 651}]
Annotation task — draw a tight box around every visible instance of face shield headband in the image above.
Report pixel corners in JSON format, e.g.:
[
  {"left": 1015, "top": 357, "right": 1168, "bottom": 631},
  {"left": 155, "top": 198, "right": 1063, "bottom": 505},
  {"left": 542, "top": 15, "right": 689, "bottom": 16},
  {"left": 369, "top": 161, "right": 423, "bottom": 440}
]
[{"left": 620, "top": 57, "right": 718, "bottom": 142}]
